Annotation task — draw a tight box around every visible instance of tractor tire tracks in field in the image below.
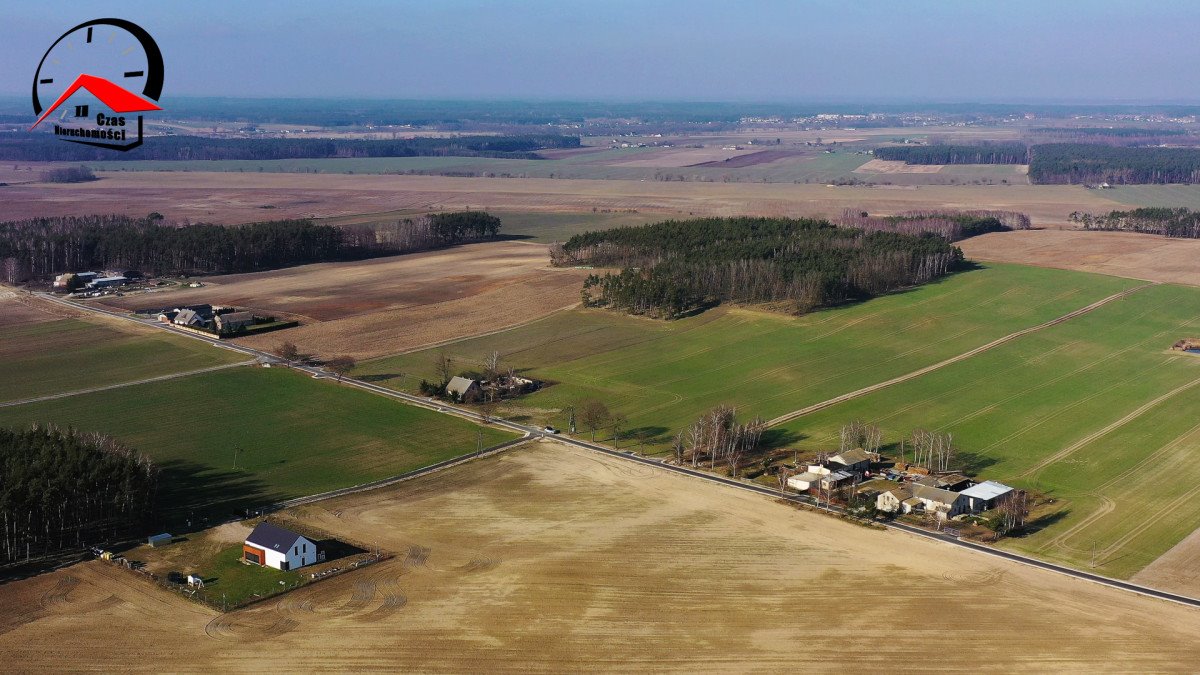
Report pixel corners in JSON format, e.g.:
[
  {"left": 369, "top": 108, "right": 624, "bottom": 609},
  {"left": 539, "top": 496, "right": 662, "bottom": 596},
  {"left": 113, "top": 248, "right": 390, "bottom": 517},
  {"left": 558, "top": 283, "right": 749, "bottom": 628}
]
[{"left": 766, "top": 283, "right": 1155, "bottom": 427}]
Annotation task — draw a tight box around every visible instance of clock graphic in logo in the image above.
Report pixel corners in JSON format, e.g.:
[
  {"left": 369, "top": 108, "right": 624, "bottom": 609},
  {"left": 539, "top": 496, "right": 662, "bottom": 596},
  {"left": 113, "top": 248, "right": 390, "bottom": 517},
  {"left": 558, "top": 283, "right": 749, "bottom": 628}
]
[{"left": 30, "top": 18, "right": 165, "bottom": 151}]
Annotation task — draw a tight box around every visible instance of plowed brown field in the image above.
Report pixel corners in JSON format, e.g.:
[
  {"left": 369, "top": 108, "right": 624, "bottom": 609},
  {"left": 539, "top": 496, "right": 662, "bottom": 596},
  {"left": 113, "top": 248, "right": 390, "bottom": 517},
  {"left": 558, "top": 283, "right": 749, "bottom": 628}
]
[
  {"left": 100, "top": 242, "right": 587, "bottom": 360},
  {"left": 960, "top": 228, "right": 1200, "bottom": 286},
  {"left": 3, "top": 443, "right": 1199, "bottom": 672}
]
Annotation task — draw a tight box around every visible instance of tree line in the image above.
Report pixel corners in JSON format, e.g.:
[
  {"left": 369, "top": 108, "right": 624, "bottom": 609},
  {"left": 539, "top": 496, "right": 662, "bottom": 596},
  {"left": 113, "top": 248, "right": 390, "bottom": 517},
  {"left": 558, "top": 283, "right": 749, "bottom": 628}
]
[
  {"left": 1028, "top": 144, "right": 1200, "bottom": 184},
  {"left": 39, "top": 166, "right": 97, "bottom": 183},
  {"left": 0, "top": 425, "right": 158, "bottom": 565},
  {"left": 874, "top": 143, "right": 1029, "bottom": 165},
  {"left": 1068, "top": 207, "right": 1200, "bottom": 238},
  {"left": 838, "top": 209, "right": 1030, "bottom": 241},
  {"left": 0, "top": 211, "right": 503, "bottom": 280},
  {"left": 877, "top": 142, "right": 1200, "bottom": 184},
  {"left": 550, "top": 217, "right": 963, "bottom": 318},
  {"left": 0, "top": 133, "right": 579, "bottom": 162}
]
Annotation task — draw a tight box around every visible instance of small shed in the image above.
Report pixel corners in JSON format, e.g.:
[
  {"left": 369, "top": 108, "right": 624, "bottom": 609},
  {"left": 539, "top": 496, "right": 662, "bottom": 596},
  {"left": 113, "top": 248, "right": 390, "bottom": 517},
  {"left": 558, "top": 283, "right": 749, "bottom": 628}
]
[{"left": 148, "top": 533, "right": 173, "bottom": 547}]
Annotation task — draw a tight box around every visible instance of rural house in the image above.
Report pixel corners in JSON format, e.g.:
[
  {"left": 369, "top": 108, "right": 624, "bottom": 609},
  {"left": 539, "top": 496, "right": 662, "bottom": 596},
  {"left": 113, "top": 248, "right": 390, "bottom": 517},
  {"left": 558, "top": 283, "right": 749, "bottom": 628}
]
[
  {"left": 243, "top": 522, "right": 317, "bottom": 571},
  {"left": 878, "top": 484, "right": 967, "bottom": 519},
  {"left": 445, "top": 376, "right": 481, "bottom": 401},
  {"left": 172, "top": 309, "right": 208, "bottom": 328},
  {"left": 959, "top": 480, "right": 1015, "bottom": 513},
  {"left": 829, "top": 448, "right": 872, "bottom": 475},
  {"left": 215, "top": 310, "right": 255, "bottom": 333}
]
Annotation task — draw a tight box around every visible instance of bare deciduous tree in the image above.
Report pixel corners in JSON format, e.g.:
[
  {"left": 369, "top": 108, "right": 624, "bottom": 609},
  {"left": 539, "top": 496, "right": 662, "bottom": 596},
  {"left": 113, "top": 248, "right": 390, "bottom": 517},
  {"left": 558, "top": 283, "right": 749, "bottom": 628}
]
[
  {"left": 434, "top": 351, "right": 454, "bottom": 386},
  {"left": 272, "top": 341, "right": 299, "bottom": 367},
  {"left": 997, "top": 490, "right": 1030, "bottom": 535},
  {"left": 327, "top": 355, "right": 356, "bottom": 382},
  {"left": 578, "top": 399, "right": 611, "bottom": 442}
]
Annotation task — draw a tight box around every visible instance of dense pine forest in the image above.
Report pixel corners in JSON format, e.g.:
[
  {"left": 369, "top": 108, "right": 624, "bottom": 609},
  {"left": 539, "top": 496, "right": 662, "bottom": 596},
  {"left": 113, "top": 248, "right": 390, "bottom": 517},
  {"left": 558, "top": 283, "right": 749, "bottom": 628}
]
[
  {"left": 550, "top": 217, "right": 963, "bottom": 318},
  {"left": 1028, "top": 144, "right": 1200, "bottom": 184},
  {"left": 873, "top": 143, "right": 1029, "bottom": 165},
  {"left": 0, "top": 211, "right": 502, "bottom": 280},
  {"left": 838, "top": 209, "right": 1029, "bottom": 241},
  {"left": 0, "top": 133, "right": 579, "bottom": 162},
  {"left": 1069, "top": 207, "right": 1200, "bottom": 238},
  {"left": 0, "top": 425, "right": 158, "bottom": 565}
]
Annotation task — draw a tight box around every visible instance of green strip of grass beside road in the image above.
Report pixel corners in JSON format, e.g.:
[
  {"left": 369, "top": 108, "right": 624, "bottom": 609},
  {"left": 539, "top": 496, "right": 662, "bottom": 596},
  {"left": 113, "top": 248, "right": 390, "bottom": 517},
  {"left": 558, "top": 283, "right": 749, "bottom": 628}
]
[
  {"left": 0, "top": 318, "right": 246, "bottom": 403},
  {"left": 0, "top": 367, "right": 516, "bottom": 525}
]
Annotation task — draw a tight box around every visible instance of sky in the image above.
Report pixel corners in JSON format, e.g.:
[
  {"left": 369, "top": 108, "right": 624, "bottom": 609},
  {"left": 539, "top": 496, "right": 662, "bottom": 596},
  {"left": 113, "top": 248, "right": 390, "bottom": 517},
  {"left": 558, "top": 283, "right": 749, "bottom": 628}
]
[{"left": 2, "top": 0, "right": 1198, "bottom": 103}]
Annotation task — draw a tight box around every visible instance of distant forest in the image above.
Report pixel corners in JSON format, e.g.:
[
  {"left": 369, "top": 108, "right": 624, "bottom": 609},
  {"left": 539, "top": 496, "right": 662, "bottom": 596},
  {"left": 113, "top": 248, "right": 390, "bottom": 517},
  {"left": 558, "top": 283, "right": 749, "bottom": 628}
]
[
  {"left": 1069, "top": 207, "right": 1200, "bottom": 238},
  {"left": 550, "top": 217, "right": 963, "bottom": 318},
  {"left": 877, "top": 142, "right": 1200, "bottom": 184},
  {"left": 0, "top": 133, "right": 578, "bottom": 162},
  {"left": 0, "top": 425, "right": 158, "bottom": 566},
  {"left": 0, "top": 211, "right": 502, "bottom": 281},
  {"left": 1028, "top": 144, "right": 1200, "bottom": 184},
  {"left": 873, "top": 143, "right": 1029, "bottom": 165}
]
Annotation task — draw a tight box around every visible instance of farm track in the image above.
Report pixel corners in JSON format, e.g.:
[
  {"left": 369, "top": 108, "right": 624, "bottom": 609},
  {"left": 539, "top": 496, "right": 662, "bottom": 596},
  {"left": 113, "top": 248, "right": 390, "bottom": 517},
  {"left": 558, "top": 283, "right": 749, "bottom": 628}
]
[
  {"left": 0, "top": 360, "right": 257, "bottom": 407},
  {"left": 766, "top": 283, "right": 1155, "bottom": 427}
]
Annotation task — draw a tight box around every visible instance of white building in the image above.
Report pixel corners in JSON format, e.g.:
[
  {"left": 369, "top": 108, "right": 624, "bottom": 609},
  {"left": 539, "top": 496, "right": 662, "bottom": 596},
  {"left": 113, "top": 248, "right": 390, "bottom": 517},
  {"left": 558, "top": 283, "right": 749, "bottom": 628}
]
[
  {"left": 243, "top": 522, "right": 317, "bottom": 571},
  {"left": 959, "top": 481, "right": 1015, "bottom": 513}
]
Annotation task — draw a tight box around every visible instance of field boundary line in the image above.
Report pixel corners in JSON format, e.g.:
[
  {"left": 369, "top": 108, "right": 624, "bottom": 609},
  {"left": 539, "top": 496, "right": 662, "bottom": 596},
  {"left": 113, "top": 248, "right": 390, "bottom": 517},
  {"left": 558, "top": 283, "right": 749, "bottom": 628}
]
[
  {"left": 766, "top": 283, "right": 1155, "bottom": 427},
  {"left": 0, "top": 360, "right": 257, "bottom": 408},
  {"left": 269, "top": 435, "right": 533, "bottom": 510}
]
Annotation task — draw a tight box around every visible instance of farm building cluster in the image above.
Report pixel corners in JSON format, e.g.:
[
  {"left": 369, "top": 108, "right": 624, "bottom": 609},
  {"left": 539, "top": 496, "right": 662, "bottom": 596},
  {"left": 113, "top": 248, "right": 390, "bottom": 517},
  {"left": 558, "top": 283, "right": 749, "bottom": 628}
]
[
  {"left": 155, "top": 303, "right": 282, "bottom": 336},
  {"left": 442, "top": 374, "right": 540, "bottom": 403},
  {"left": 786, "top": 449, "right": 1015, "bottom": 521},
  {"left": 53, "top": 270, "right": 142, "bottom": 294}
]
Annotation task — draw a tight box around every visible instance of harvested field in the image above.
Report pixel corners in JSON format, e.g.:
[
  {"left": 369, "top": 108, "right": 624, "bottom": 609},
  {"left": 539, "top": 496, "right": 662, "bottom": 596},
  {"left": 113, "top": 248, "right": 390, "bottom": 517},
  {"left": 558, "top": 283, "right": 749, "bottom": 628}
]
[
  {"left": 0, "top": 171, "right": 1123, "bottom": 226},
  {"left": 854, "top": 158, "right": 945, "bottom": 174},
  {"left": 0, "top": 291, "right": 60, "bottom": 328},
  {"left": 606, "top": 145, "right": 766, "bottom": 167},
  {"left": 100, "top": 241, "right": 588, "bottom": 360},
  {"left": 1, "top": 443, "right": 1199, "bottom": 671},
  {"left": 960, "top": 228, "right": 1200, "bottom": 286},
  {"left": 1134, "top": 526, "right": 1200, "bottom": 598}
]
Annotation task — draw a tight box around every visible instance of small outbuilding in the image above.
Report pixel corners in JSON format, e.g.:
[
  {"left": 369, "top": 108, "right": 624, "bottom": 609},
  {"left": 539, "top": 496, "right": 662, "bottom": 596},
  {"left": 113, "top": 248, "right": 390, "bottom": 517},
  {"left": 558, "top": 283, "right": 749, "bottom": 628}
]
[
  {"left": 147, "top": 532, "right": 173, "bottom": 547},
  {"left": 243, "top": 522, "right": 317, "bottom": 571}
]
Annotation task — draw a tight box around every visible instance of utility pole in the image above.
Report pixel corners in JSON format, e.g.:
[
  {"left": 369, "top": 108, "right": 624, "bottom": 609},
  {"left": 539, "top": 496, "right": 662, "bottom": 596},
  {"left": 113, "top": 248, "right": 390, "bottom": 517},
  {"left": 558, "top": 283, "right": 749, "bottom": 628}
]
[
  {"left": 233, "top": 446, "right": 243, "bottom": 470},
  {"left": 1092, "top": 541, "right": 1097, "bottom": 569},
  {"left": 477, "top": 428, "right": 483, "bottom": 454}
]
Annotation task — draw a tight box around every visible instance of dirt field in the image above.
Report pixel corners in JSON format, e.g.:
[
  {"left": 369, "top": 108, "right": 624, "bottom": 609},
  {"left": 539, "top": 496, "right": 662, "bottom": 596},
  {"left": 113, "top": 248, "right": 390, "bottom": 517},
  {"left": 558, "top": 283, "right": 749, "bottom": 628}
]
[
  {"left": 1134, "top": 526, "right": 1200, "bottom": 598},
  {"left": 853, "top": 158, "right": 944, "bottom": 174},
  {"left": 960, "top": 228, "right": 1200, "bottom": 286},
  {"left": 0, "top": 291, "right": 62, "bottom": 328},
  {"left": 3, "top": 442, "right": 1199, "bottom": 672},
  {"left": 0, "top": 171, "right": 1123, "bottom": 226},
  {"left": 100, "top": 241, "right": 587, "bottom": 360}
]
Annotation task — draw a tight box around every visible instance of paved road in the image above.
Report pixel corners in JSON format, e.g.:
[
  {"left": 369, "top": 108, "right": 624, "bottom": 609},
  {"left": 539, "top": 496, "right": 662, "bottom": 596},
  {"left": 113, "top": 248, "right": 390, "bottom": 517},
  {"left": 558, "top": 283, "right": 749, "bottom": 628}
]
[
  {"left": 41, "top": 293, "right": 1200, "bottom": 609},
  {"left": 0, "top": 360, "right": 256, "bottom": 408},
  {"left": 767, "top": 283, "right": 1154, "bottom": 426}
]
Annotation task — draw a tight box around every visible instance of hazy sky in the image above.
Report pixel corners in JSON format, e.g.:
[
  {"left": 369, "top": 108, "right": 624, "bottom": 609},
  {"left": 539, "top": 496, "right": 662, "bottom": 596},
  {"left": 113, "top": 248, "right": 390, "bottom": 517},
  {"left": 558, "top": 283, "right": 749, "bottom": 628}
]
[{"left": 2, "top": 0, "right": 1198, "bottom": 102}]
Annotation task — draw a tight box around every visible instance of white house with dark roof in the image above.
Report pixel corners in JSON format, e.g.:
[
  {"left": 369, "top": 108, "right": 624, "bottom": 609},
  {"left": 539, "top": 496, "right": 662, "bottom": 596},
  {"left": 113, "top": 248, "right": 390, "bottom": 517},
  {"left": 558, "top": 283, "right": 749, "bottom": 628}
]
[{"left": 243, "top": 522, "right": 317, "bottom": 571}]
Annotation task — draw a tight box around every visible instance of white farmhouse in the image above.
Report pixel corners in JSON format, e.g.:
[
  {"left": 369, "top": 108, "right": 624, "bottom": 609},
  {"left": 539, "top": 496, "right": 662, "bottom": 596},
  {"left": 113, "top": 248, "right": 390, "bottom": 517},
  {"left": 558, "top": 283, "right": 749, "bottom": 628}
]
[{"left": 243, "top": 522, "right": 317, "bottom": 571}]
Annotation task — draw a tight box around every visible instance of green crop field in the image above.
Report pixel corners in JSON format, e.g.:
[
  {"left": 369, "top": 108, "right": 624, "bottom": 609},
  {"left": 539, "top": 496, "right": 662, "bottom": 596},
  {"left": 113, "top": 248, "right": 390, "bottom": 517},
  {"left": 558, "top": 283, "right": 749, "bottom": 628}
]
[
  {"left": 1107, "top": 185, "right": 1200, "bottom": 210},
  {"left": 0, "top": 317, "right": 246, "bottom": 403},
  {"left": 355, "top": 263, "right": 1138, "bottom": 445},
  {"left": 774, "top": 282, "right": 1200, "bottom": 578},
  {"left": 0, "top": 367, "right": 516, "bottom": 524}
]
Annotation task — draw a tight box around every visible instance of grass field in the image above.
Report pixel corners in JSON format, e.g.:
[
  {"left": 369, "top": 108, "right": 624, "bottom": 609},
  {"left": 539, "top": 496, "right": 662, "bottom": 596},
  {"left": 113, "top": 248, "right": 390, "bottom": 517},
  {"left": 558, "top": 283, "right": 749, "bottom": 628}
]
[
  {"left": 0, "top": 317, "right": 246, "bottom": 403},
  {"left": 0, "top": 367, "right": 516, "bottom": 523},
  {"left": 1107, "top": 184, "right": 1200, "bottom": 210},
  {"left": 355, "top": 264, "right": 1139, "bottom": 444},
  {"left": 4, "top": 443, "right": 1200, "bottom": 670},
  {"left": 773, "top": 282, "right": 1200, "bottom": 578}
]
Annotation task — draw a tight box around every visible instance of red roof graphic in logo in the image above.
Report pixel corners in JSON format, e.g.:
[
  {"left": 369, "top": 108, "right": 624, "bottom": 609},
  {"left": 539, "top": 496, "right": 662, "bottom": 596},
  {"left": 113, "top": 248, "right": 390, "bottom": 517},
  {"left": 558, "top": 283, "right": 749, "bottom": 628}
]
[{"left": 29, "top": 73, "right": 161, "bottom": 130}]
